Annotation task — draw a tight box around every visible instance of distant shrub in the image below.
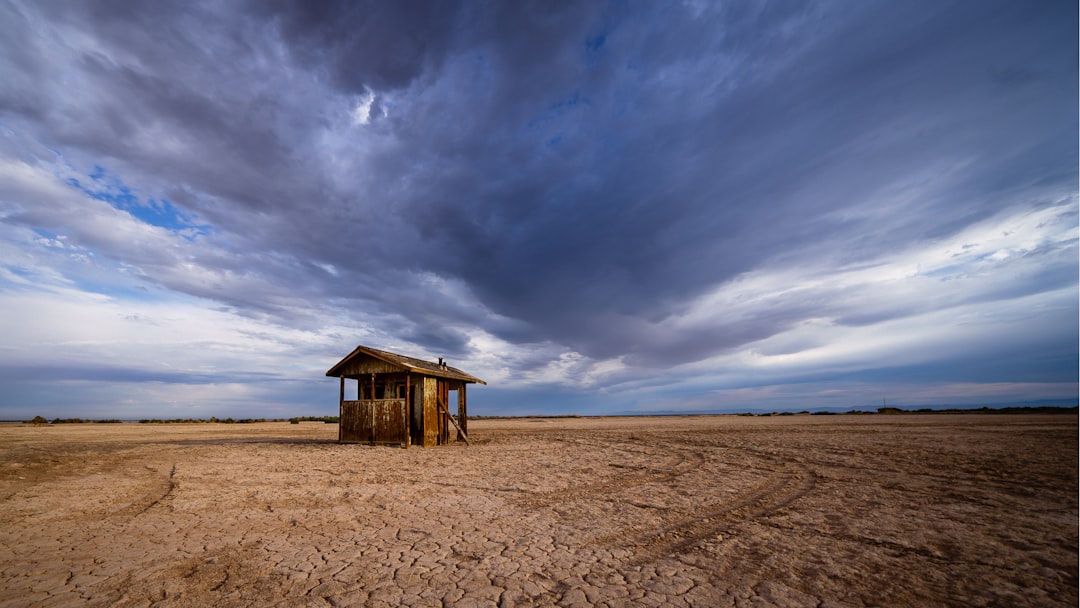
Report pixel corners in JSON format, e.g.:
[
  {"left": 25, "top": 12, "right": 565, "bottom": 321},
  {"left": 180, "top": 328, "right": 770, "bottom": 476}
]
[
  {"left": 283, "top": 415, "right": 339, "bottom": 423},
  {"left": 128, "top": 415, "right": 345, "bottom": 424},
  {"left": 27, "top": 415, "right": 48, "bottom": 425},
  {"left": 47, "top": 418, "right": 121, "bottom": 423}
]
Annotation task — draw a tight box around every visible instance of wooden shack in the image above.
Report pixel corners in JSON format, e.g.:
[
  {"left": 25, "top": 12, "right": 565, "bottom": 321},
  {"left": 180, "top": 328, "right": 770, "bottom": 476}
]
[{"left": 326, "top": 345, "right": 486, "bottom": 447}]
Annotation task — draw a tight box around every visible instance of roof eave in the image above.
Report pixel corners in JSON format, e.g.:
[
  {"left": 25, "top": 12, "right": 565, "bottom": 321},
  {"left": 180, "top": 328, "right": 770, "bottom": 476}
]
[{"left": 325, "top": 346, "right": 485, "bottom": 384}]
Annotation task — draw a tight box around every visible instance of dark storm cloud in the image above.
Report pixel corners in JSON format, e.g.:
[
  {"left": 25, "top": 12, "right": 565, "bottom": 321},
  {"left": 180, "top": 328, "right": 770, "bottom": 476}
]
[
  {"left": 0, "top": 0, "right": 1075, "bottom": 400},
  {"left": 353, "top": 0, "right": 1077, "bottom": 364},
  {"left": 261, "top": 0, "right": 464, "bottom": 93}
]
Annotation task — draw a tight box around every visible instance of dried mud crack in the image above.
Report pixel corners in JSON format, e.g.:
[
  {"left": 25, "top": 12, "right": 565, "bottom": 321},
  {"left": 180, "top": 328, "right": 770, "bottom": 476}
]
[{"left": 0, "top": 415, "right": 1075, "bottom": 608}]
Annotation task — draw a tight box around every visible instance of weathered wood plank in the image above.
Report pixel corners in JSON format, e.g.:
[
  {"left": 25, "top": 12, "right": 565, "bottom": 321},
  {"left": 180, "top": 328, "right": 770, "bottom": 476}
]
[
  {"left": 339, "top": 400, "right": 364, "bottom": 443},
  {"left": 372, "top": 398, "right": 406, "bottom": 445},
  {"left": 423, "top": 377, "right": 438, "bottom": 447},
  {"left": 340, "top": 399, "right": 406, "bottom": 444},
  {"left": 339, "top": 357, "right": 403, "bottom": 377},
  {"left": 405, "top": 373, "right": 411, "bottom": 448}
]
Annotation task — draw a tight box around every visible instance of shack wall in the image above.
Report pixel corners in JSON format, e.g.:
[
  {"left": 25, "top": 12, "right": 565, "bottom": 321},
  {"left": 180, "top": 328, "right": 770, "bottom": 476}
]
[
  {"left": 340, "top": 399, "right": 407, "bottom": 445},
  {"left": 337, "top": 357, "right": 403, "bottom": 377}
]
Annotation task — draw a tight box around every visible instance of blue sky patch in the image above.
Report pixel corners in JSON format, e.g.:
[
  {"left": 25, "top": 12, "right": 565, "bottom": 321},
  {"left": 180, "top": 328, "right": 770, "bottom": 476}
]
[{"left": 67, "top": 166, "right": 209, "bottom": 238}]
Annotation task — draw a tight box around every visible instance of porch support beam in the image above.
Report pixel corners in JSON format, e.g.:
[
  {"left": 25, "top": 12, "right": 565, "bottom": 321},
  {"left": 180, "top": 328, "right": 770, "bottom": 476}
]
[{"left": 458, "top": 383, "right": 467, "bottom": 440}]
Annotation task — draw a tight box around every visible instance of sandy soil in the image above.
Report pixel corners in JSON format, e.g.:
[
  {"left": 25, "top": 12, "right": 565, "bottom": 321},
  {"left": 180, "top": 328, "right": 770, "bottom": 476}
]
[{"left": 0, "top": 414, "right": 1075, "bottom": 607}]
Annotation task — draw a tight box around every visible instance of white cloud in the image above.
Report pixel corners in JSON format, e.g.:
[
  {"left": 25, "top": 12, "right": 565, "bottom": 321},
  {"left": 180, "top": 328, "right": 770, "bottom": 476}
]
[
  {"left": 351, "top": 88, "right": 376, "bottom": 125},
  {"left": 671, "top": 198, "right": 1077, "bottom": 337},
  {"left": 0, "top": 286, "right": 319, "bottom": 371}
]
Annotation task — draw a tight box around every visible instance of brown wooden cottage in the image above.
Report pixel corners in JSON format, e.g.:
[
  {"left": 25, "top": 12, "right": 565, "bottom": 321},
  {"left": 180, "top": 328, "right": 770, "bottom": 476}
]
[{"left": 326, "top": 345, "right": 486, "bottom": 447}]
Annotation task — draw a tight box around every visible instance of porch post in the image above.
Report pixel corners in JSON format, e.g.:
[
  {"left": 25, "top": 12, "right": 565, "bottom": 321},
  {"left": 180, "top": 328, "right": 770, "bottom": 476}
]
[
  {"left": 458, "top": 383, "right": 467, "bottom": 440},
  {"left": 370, "top": 373, "right": 376, "bottom": 444},
  {"left": 338, "top": 375, "right": 344, "bottom": 443},
  {"left": 404, "top": 373, "right": 411, "bottom": 448}
]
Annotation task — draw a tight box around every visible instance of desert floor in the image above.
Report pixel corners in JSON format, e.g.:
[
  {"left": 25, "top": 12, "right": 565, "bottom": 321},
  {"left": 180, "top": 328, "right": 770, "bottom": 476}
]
[{"left": 0, "top": 414, "right": 1076, "bottom": 607}]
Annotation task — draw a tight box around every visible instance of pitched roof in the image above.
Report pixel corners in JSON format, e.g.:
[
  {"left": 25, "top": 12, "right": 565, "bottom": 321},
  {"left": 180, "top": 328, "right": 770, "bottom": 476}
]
[{"left": 325, "top": 344, "right": 487, "bottom": 384}]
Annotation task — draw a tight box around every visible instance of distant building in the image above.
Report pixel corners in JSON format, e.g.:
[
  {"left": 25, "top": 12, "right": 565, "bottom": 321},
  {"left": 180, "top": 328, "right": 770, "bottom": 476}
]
[{"left": 326, "top": 345, "right": 486, "bottom": 447}]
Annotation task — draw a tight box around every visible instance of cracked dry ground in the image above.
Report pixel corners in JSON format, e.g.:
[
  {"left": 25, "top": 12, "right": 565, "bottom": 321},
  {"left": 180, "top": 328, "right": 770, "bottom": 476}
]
[{"left": 0, "top": 415, "right": 1076, "bottom": 607}]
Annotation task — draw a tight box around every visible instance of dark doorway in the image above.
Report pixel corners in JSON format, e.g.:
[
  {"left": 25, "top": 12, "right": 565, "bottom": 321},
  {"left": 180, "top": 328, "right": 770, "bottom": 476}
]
[{"left": 410, "top": 383, "right": 423, "bottom": 446}]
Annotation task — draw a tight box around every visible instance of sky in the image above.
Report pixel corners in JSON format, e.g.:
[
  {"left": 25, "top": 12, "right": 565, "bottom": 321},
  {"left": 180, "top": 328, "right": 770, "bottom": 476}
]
[{"left": 0, "top": 0, "right": 1076, "bottom": 420}]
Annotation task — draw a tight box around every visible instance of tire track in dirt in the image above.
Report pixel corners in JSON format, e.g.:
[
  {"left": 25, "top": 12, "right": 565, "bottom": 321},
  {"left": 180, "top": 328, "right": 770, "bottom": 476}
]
[
  {"left": 513, "top": 436, "right": 820, "bottom": 564},
  {"left": 136, "top": 464, "right": 177, "bottom": 515},
  {"left": 571, "top": 444, "right": 818, "bottom": 563},
  {"left": 629, "top": 460, "right": 817, "bottom": 563},
  {"left": 513, "top": 439, "right": 707, "bottom": 509}
]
